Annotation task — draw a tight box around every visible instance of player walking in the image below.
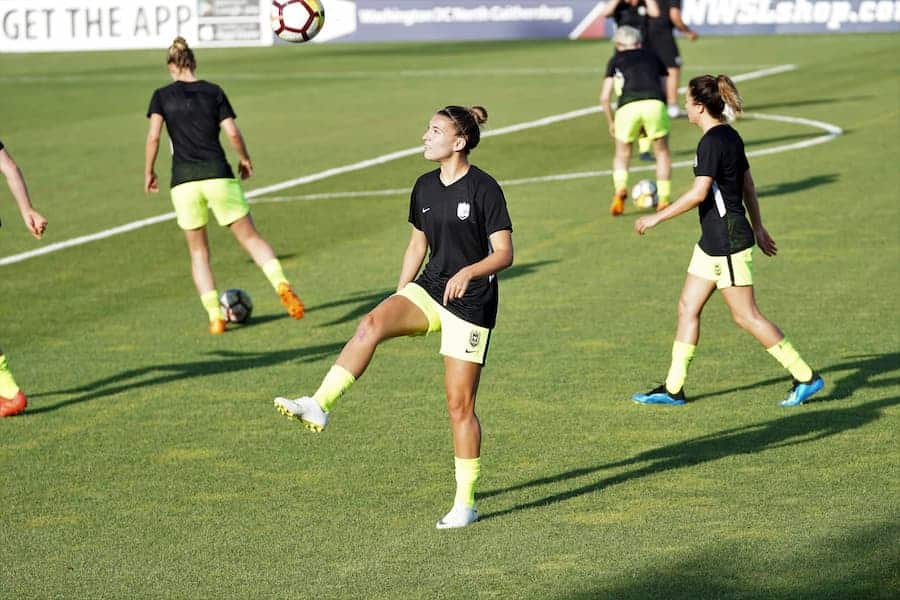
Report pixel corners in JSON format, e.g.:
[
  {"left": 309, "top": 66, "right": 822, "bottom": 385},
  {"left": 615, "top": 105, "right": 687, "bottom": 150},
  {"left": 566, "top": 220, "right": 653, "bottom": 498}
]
[
  {"left": 0, "top": 139, "right": 48, "bottom": 417},
  {"left": 144, "top": 37, "right": 304, "bottom": 335},
  {"left": 632, "top": 75, "right": 825, "bottom": 407},
  {"left": 274, "top": 106, "right": 514, "bottom": 529},
  {"left": 600, "top": 26, "right": 673, "bottom": 215}
]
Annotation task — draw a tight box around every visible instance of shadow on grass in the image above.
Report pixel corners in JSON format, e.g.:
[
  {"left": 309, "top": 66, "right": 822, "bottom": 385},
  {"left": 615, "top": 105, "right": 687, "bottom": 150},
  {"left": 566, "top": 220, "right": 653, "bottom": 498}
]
[
  {"left": 756, "top": 173, "right": 839, "bottom": 197},
  {"left": 480, "top": 395, "right": 897, "bottom": 522},
  {"left": 479, "top": 354, "right": 899, "bottom": 521},
  {"left": 314, "top": 259, "right": 560, "bottom": 327},
  {"left": 560, "top": 519, "right": 898, "bottom": 599},
  {"left": 27, "top": 342, "right": 344, "bottom": 414}
]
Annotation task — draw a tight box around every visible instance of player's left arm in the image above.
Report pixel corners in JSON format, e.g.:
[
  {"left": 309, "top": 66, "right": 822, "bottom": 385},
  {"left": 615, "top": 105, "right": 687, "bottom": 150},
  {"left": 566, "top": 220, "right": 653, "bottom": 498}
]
[
  {"left": 742, "top": 168, "right": 777, "bottom": 256},
  {"left": 443, "top": 229, "right": 513, "bottom": 305},
  {"left": 600, "top": 77, "right": 617, "bottom": 137},
  {"left": 144, "top": 113, "right": 164, "bottom": 194},
  {"left": 669, "top": 6, "right": 698, "bottom": 40},
  {"left": 221, "top": 117, "right": 253, "bottom": 179},
  {"left": 635, "top": 175, "right": 710, "bottom": 235},
  {"left": 0, "top": 148, "right": 46, "bottom": 239}
]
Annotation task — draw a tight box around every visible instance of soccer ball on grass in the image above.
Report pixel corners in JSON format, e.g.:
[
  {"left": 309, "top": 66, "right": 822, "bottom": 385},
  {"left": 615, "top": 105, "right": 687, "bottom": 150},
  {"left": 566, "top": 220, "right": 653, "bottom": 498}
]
[
  {"left": 271, "top": 0, "right": 325, "bottom": 43},
  {"left": 220, "top": 288, "right": 253, "bottom": 324},
  {"left": 631, "top": 179, "right": 658, "bottom": 209}
]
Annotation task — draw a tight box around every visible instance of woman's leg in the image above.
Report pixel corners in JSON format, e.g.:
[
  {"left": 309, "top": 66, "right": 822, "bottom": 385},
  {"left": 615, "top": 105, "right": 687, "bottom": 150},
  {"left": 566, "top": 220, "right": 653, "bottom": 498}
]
[
  {"left": 437, "top": 357, "right": 483, "bottom": 528},
  {"left": 184, "top": 228, "right": 224, "bottom": 331},
  {"left": 652, "top": 135, "right": 672, "bottom": 208},
  {"left": 611, "top": 138, "right": 633, "bottom": 215},
  {"left": 228, "top": 214, "right": 304, "bottom": 318}
]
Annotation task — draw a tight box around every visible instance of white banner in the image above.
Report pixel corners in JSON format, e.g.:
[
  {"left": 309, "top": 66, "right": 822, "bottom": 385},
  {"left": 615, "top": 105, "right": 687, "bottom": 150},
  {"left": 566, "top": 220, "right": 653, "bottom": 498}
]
[{"left": 0, "top": 0, "right": 271, "bottom": 52}]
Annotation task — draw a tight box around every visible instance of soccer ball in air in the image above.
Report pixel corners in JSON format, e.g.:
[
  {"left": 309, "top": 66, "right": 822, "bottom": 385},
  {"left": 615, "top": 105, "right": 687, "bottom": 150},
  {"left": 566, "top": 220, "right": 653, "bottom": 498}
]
[
  {"left": 631, "top": 180, "right": 658, "bottom": 209},
  {"left": 220, "top": 288, "right": 253, "bottom": 323},
  {"left": 271, "top": 0, "right": 325, "bottom": 43}
]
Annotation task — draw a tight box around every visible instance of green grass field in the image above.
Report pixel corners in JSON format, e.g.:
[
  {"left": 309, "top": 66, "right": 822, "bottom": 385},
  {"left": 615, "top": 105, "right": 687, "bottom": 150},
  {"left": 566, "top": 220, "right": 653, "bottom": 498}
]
[{"left": 1, "top": 33, "right": 898, "bottom": 598}]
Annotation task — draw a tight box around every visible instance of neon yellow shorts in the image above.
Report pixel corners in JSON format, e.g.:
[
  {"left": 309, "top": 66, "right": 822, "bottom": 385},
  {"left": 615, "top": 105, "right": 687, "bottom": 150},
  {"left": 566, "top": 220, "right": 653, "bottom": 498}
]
[
  {"left": 170, "top": 178, "right": 250, "bottom": 230},
  {"left": 614, "top": 99, "right": 670, "bottom": 143},
  {"left": 687, "top": 244, "right": 754, "bottom": 288},
  {"left": 396, "top": 282, "right": 492, "bottom": 365}
]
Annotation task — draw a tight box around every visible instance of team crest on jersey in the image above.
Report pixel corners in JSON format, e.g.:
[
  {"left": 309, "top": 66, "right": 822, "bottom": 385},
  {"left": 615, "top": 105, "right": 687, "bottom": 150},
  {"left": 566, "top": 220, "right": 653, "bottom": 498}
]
[
  {"left": 469, "top": 330, "right": 480, "bottom": 348},
  {"left": 457, "top": 201, "right": 470, "bottom": 220}
]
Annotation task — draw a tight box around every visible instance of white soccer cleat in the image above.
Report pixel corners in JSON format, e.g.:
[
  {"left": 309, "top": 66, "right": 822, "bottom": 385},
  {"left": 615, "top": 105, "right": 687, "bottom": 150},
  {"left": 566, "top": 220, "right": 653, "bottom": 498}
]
[
  {"left": 273, "top": 396, "right": 328, "bottom": 432},
  {"left": 436, "top": 503, "right": 478, "bottom": 529}
]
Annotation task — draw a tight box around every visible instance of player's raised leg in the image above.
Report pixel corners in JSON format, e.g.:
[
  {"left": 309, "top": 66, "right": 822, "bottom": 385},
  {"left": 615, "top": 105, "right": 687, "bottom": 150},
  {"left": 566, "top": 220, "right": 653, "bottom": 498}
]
[{"left": 275, "top": 294, "right": 429, "bottom": 431}]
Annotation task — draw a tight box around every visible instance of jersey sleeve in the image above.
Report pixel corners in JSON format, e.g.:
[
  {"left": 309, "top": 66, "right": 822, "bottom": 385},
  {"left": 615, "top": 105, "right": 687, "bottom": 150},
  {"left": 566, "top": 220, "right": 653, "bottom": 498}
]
[
  {"left": 604, "top": 55, "right": 617, "bottom": 78},
  {"left": 217, "top": 88, "right": 237, "bottom": 122},
  {"left": 481, "top": 179, "right": 513, "bottom": 235},
  {"left": 408, "top": 180, "right": 423, "bottom": 230},
  {"left": 694, "top": 134, "right": 720, "bottom": 178},
  {"left": 147, "top": 89, "right": 163, "bottom": 118}
]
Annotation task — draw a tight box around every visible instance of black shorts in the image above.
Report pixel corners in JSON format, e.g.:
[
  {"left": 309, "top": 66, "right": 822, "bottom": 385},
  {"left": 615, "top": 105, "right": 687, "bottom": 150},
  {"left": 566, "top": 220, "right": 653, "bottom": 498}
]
[{"left": 647, "top": 33, "right": 682, "bottom": 68}]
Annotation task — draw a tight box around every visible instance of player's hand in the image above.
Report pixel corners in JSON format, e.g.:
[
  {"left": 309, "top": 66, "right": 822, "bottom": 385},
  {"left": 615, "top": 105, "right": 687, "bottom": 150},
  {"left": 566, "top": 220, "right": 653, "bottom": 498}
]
[
  {"left": 23, "top": 209, "right": 47, "bottom": 240},
  {"left": 607, "top": 122, "right": 616, "bottom": 137},
  {"left": 443, "top": 267, "right": 473, "bottom": 305},
  {"left": 687, "top": 30, "right": 699, "bottom": 41},
  {"left": 238, "top": 158, "right": 253, "bottom": 180},
  {"left": 145, "top": 171, "right": 159, "bottom": 194},
  {"left": 755, "top": 226, "right": 777, "bottom": 256},
  {"left": 634, "top": 214, "right": 659, "bottom": 235}
]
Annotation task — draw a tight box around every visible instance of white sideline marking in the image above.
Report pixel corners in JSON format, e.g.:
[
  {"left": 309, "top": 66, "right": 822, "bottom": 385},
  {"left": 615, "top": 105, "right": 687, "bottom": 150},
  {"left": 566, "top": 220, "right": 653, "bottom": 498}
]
[{"left": 1, "top": 64, "right": 817, "bottom": 267}]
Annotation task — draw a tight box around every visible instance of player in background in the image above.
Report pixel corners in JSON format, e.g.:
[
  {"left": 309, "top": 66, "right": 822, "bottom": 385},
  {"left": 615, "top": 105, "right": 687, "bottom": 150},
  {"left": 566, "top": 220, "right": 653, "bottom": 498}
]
[
  {"left": 600, "top": 26, "right": 673, "bottom": 215},
  {"left": 601, "top": 0, "right": 661, "bottom": 161},
  {"left": 632, "top": 75, "right": 824, "bottom": 407},
  {"left": 144, "top": 37, "right": 304, "bottom": 335},
  {"left": 274, "top": 106, "right": 514, "bottom": 529},
  {"left": 648, "top": 0, "right": 699, "bottom": 118},
  {"left": 0, "top": 140, "right": 48, "bottom": 417}
]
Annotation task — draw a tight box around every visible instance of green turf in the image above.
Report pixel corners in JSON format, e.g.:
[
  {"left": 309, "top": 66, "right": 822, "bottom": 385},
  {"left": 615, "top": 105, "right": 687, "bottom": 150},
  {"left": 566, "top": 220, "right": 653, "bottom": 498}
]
[{"left": 1, "top": 33, "right": 898, "bottom": 598}]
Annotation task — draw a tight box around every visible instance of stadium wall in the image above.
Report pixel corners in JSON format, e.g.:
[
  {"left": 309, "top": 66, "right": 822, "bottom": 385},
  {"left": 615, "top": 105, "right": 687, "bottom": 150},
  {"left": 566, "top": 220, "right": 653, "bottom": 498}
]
[{"left": 1, "top": 0, "right": 898, "bottom": 52}]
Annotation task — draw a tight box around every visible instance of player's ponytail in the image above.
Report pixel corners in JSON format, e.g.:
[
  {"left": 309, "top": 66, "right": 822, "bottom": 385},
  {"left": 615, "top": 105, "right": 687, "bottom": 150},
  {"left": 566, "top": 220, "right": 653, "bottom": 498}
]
[
  {"left": 688, "top": 74, "right": 743, "bottom": 122},
  {"left": 167, "top": 36, "right": 196, "bottom": 72},
  {"left": 438, "top": 105, "right": 488, "bottom": 154}
]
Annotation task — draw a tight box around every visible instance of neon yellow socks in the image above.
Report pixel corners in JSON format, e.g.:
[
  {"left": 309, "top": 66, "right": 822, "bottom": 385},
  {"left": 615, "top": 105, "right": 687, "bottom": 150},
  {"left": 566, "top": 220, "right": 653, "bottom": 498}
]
[
  {"left": 454, "top": 456, "right": 481, "bottom": 508},
  {"left": 767, "top": 339, "right": 814, "bottom": 382},
  {"left": 0, "top": 354, "right": 20, "bottom": 398},
  {"left": 262, "top": 258, "right": 289, "bottom": 291},
  {"left": 200, "top": 290, "right": 224, "bottom": 322},
  {"left": 313, "top": 365, "right": 356, "bottom": 412},
  {"left": 665, "top": 341, "right": 696, "bottom": 394},
  {"left": 613, "top": 169, "right": 628, "bottom": 193},
  {"left": 656, "top": 179, "right": 671, "bottom": 205}
]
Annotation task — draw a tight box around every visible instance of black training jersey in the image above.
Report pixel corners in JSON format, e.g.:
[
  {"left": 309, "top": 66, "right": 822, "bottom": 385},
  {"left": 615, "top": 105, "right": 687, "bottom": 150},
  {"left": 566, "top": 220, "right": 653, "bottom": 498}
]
[
  {"left": 408, "top": 165, "right": 513, "bottom": 328},
  {"left": 147, "top": 80, "right": 236, "bottom": 188},
  {"left": 648, "top": 0, "right": 679, "bottom": 36},
  {"left": 612, "top": 1, "right": 652, "bottom": 39},
  {"left": 605, "top": 48, "right": 666, "bottom": 107},
  {"left": 693, "top": 124, "right": 755, "bottom": 256}
]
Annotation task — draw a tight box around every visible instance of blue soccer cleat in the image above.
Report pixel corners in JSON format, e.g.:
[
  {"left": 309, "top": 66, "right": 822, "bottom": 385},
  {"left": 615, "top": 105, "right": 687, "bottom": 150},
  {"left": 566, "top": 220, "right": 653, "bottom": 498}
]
[
  {"left": 780, "top": 373, "right": 825, "bottom": 407},
  {"left": 632, "top": 384, "right": 686, "bottom": 406}
]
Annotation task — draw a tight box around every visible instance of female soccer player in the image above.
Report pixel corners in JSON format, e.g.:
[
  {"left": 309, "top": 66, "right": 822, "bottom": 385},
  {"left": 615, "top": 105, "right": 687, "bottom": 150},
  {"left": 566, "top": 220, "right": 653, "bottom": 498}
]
[
  {"left": 647, "top": 0, "right": 699, "bottom": 118},
  {"left": 632, "top": 75, "right": 824, "bottom": 408},
  {"left": 600, "top": 25, "right": 673, "bottom": 215},
  {"left": 0, "top": 139, "right": 47, "bottom": 417},
  {"left": 274, "top": 106, "right": 514, "bottom": 529},
  {"left": 145, "top": 37, "right": 304, "bottom": 334}
]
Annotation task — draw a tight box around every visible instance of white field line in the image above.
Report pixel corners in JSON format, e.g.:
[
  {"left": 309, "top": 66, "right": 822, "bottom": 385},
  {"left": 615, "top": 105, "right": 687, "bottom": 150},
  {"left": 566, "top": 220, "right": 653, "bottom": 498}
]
[{"left": 0, "top": 64, "right": 810, "bottom": 267}]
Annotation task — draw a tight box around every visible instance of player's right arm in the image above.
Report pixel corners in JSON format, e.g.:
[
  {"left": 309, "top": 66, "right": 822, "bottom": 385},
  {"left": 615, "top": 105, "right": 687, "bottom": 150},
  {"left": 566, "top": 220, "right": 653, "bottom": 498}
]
[
  {"left": 0, "top": 147, "right": 46, "bottom": 239},
  {"left": 670, "top": 5, "right": 698, "bottom": 39},
  {"left": 221, "top": 117, "right": 253, "bottom": 179},
  {"left": 397, "top": 227, "right": 428, "bottom": 291},
  {"left": 144, "top": 113, "right": 164, "bottom": 193},
  {"left": 600, "top": 77, "right": 616, "bottom": 137}
]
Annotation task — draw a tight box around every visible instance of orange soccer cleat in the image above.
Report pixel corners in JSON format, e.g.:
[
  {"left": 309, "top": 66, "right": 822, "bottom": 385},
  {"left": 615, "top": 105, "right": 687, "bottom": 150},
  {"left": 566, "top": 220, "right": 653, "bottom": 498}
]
[
  {"left": 209, "top": 318, "right": 227, "bottom": 335},
  {"left": 277, "top": 283, "right": 305, "bottom": 320},
  {"left": 656, "top": 198, "right": 670, "bottom": 211},
  {"left": 0, "top": 390, "right": 27, "bottom": 417},
  {"left": 610, "top": 189, "right": 627, "bottom": 216}
]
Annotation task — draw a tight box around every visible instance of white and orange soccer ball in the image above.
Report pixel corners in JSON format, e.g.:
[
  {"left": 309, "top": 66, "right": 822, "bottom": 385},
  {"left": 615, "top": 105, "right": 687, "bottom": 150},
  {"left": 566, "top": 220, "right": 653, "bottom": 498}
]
[
  {"left": 631, "top": 179, "right": 658, "bottom": 209},
  {"left": 271, "top": 0, "right": 325, "bottom": 43}
]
